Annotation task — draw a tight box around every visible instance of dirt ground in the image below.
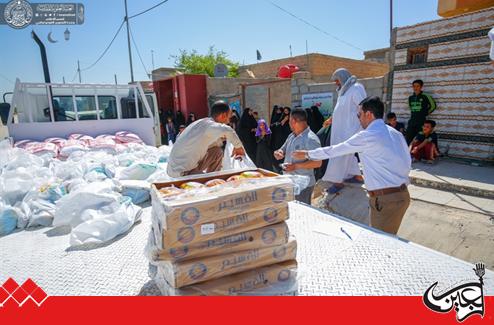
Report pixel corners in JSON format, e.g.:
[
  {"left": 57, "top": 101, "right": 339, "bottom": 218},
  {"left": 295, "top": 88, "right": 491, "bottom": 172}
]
[
  {"left": 398, "top": 200, "right": 494, "bottom": 270},
  {"left": 312, "top": 185, "right": 494, "bottom": 270}
]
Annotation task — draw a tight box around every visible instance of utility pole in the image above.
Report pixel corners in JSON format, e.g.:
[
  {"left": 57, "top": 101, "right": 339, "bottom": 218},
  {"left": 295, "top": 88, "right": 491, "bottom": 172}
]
[
  {"left": 289, "top": 45, "right": 292, "bottom": 57},
  {"left": 390, "top": 0, "right": 393, "bottom": 47},
  {"left": 114, "top": 74, "right": 118, "bottom": 85},
  {"left": 305, "top": 40, "right": 309, "bottom": 66},
  {"left": 77, "top": 59, "right": 82, "bottom": 83},
  {"left": 63, "top": 76, "right": 66, "bottom": 84},
  {"left": 387, "top": 0, "right": 394, "bottom": 113},
  {"left": 124, "top": 0, "right": 135, "bottom": 83}
]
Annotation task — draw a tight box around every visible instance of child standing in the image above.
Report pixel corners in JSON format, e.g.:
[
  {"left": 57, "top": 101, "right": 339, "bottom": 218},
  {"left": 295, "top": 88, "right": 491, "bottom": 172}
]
[{"left": 165, "top": 116, "right": 176, "bottom": 144}]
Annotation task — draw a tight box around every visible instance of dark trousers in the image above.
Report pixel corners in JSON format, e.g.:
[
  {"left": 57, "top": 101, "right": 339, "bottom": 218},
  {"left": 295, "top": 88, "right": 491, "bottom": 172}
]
[
  {"left": 405, "top": 123, "right": 422, "bottom": 145},
  {"left": 296, "top": 186, "right": 315, "bottom": 205}
]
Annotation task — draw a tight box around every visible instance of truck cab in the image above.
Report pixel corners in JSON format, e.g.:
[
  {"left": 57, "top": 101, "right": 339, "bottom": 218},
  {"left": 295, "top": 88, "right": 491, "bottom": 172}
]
[{"left": 3, "top": 79, "right": 161, "bottom": 146}]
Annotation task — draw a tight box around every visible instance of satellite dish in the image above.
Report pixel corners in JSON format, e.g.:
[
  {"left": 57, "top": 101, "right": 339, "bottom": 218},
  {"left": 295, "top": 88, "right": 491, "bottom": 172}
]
[
  {"left": 47, "top": 32, "right": 58, "bottom": 43},
  {"left": 214, "top": 63, "right": 228, "bottom": 78}
]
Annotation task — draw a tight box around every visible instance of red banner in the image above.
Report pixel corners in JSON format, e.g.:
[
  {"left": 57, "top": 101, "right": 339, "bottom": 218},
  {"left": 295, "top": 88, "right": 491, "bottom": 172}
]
[{"left": 1, "top": 296, "right": 493, "bottom": 324}]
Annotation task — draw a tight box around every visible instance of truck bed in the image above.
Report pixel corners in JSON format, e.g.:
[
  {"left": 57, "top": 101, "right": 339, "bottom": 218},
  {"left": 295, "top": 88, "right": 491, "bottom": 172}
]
[{"left": 1, "top": 202, "right": 492, "bottom": 296}]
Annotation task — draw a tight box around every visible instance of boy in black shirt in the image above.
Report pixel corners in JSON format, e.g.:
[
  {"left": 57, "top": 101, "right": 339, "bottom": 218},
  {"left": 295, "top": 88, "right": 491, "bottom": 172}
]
[
  {"left": 410, "top": 120, "right": 439, "bottom": 163},
  {"left": 386, "top": 112, "right": 405, "bottom": 135},
  {"left": 406, "top": 79, "right": 437, "bottom": 144}
]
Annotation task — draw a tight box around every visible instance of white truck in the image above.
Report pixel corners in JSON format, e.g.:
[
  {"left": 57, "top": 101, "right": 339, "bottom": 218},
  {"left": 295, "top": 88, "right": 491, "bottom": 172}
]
[{"left": 1, "top": 79, "right": 162, "bottom": 146}]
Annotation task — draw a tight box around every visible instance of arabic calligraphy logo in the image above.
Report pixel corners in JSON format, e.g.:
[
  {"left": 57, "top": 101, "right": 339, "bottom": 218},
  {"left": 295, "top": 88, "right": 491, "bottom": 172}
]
[
  {"left": 261, "top": 228, "right": 277, "bottom": 245},
  {"left": 177, "top": 226, "right": 195, "bottom": 244},
  {"left": 188, "top": 263, "right": 207, "bottom": 281},
  {"left": 423, "top": 263, "right": 486, "bottom": 322},
  {"left": 4, "top": 0, "right": 33, "bottom": 29}
]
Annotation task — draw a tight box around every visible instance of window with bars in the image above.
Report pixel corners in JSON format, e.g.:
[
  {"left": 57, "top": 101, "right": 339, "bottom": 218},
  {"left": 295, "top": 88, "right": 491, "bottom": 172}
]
[{"left": 407, "top": 46, "right": 428, "bottom": 65}]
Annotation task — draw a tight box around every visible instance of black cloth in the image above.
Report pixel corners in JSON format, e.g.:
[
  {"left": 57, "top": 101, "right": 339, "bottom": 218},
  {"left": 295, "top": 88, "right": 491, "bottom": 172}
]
[
  {"left": 269, "top": 111, "right": 282, "bottom": 149},
  {"left": 186, "top": 116, "right": 195, "bottom": 126},
  {"left": 414, "top": 131, "right": 438, "bottom": 148},
  {"left": 406, "top": 124, "right": 421, "bottom": 145},
  {"left": 305, "top": 108, "right": 314, "bottom": 132},
  {"left": 314, "top": 125, "right": 331, "bottom": 181},
  {"left": 388, "top": 122, "right": 405, "bottom": 135},
  {"left": 238, "top": 110, "right": 258, "bottom": 161},
  {"left": 278, "top": 115, "right": 291, "bottom": 145},
  {"left": 175, "top": 111, "right": 185, "bottom": 128},
  {"left": 310, "top": 107, "right": 325, "bottom": 134},
  {"left": 165, "top": 109, "right": 174, "bottom": 120},
  {"left": 255, "top": 134, "right": 274, "bottom": 171}
]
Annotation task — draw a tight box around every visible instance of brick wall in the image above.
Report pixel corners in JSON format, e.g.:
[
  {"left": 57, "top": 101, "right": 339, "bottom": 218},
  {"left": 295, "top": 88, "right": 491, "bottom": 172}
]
[{"left": 239, "top": 53, "right": 389, "bottom": 81}]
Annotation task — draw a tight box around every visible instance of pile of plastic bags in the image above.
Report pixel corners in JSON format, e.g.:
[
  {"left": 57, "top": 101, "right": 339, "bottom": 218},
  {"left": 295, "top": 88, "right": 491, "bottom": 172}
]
[{"left": 0, "top": 132, "right": 173, "bottom": 246}]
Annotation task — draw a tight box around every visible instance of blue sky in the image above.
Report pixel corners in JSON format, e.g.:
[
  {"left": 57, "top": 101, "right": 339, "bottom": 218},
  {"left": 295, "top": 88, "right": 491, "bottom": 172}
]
[{"left": 0, "top": 0, "right": 440, "bottom": 97}]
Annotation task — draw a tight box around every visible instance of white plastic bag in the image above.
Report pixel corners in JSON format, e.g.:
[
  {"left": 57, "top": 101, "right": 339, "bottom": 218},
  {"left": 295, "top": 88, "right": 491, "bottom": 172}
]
[
  {"left": 59, "top": 139, "right": 87, "bottom": 158},
  {"left": 53, "top": 181, "right": 121, "bottom": 227},
  {"left": 120, "top": 180, "right": 151, "bottom": 204},
  {"left": 118, "top": 162, "right": 157, "bottom": 180},
  {"left": 222, "top": 142, "right": 256, "bottom": 171},
  {"left": 69, "top": 197, "right": 142, "bottom": 246},
  {"left": 0, "top": 168, "right": 40, "bottom": 205},
  {"left": 20, "top": 183, "right": 67, "bottom": 227},
  {"left": 0, "top": 201, "right": 20, "bottom": 236},
  {"left": 0, "top": 138, "right": 13, "bottom": 168}
]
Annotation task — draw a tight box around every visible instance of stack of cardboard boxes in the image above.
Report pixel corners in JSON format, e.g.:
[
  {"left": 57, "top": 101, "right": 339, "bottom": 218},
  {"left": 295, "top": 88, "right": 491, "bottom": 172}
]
[{"left": 147, "top": 169, "right": 298, "bottom": 295}]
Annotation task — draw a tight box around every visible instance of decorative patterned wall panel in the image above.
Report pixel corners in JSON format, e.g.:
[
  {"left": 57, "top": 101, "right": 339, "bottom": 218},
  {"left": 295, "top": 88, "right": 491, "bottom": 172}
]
[
  {"left": 393, "top": 62, "right": 494, "bottom": 85},
  {"left": 392, "top": 9, "right": 493, "bottom": 161},
  {"left": 396, "top": 7, "right": 494, "bottom": 44},
  {"left": 392, "top": 82, "right": 494, "bottom": 101},
  {"left": 394, "top": 49, "right": 408, "bottom": 65},
  {"left": 439, "top": 139, "right": 493, "bottom": 161},
  {"left": 427, "top": 37, "right": 491, "bottom": 61}
]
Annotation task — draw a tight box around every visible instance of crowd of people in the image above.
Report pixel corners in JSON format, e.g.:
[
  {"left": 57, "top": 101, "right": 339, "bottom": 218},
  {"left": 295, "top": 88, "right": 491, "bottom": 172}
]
[
  {"left": 164, "top": 67, "right": 441, "bottom": 236},
  {"left": 159, "top": 109, "right": 197, "bottom": 144},
  {"left": 235, "top": 104, "right": 326, "bottom": 174}
]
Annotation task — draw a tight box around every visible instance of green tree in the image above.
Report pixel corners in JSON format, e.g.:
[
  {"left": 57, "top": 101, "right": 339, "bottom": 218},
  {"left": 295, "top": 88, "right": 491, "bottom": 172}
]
[{"left": 172, "top": 46, "right": 239, "bottom": 77}]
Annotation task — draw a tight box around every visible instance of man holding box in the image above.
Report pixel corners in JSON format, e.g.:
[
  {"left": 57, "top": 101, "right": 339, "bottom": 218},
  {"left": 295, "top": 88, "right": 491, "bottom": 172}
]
[
  {"left": 292, "top": 97, "right": 411, "bottom": 235},
  {"left": 167, "top": 101, "right": 245, "bottom": 178}
]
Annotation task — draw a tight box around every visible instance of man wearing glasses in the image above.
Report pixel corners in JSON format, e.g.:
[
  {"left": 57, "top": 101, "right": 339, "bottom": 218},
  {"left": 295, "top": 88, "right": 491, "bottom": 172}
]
[{"left": 292, "top": 96, "right": 411, "bottom": 235}]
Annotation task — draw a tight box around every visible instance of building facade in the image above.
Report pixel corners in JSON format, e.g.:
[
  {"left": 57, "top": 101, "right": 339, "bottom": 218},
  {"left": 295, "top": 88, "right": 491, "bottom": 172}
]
[{"left": 390, "top": 7, "right": 494, "bottom": 162}]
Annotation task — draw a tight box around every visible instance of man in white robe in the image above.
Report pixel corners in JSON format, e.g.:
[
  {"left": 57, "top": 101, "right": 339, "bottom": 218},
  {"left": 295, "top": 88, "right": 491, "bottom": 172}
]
[{"left": 325, "top": 68, "right": 367, "bottom": 194}]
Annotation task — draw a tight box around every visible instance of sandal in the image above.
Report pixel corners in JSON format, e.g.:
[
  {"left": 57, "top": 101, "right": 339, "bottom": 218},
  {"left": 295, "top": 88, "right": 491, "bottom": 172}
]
[
  {"left": 344, "top": 177, "right": 364, "bottom": 184},
  {"left": 327, "top": 184, "right": 344, "bottom": 194}
]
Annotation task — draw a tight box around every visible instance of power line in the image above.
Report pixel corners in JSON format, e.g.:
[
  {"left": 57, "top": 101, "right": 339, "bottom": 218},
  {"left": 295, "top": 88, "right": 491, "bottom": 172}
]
[
  {"left": 129, "top": 0, "right": 170, "bottom": 19},
  {"left": 68, "top": 1, "right": 171, "bottom": 80},
  {"left": 80, "top": 19, "right": 126, "bottom": 71},
  {"left": 129, "top": 25, "right": 150, "bottom": 77},
  {"left": 266, "top": 0, "right": 364, "bottom": 52},
  {"left": 0, "top": 73, "right": 15, "bottom": 84}
]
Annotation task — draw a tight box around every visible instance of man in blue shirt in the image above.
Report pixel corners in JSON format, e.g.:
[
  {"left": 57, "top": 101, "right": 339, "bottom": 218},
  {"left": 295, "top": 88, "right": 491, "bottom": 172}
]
[{"left": 274, "top": 108, "right": 322, "bottom": 204}]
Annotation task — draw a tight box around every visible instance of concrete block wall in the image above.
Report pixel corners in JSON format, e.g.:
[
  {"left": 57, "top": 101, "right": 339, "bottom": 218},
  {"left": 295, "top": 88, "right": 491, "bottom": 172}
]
[
  {"left": 239, "top": 53, "right": 389, "bottom": 81},
  {"left": 291, "top": 72, "right": 385, "bottom": 110}
]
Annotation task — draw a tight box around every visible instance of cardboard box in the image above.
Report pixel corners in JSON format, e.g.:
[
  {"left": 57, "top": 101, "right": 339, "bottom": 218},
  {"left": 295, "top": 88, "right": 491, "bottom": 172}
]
[
  {"left": 155, "top": 203, "right": 289, "bottom": 249},
  {"left": 156, "top": 260, "right": 298, "bottom": 296},
  {"left": 158, "top": 239, "right": 297, "bottom": 288},
  {"left": 151, "top": 169, "right": 295, "bottom": 232},
  {"left": 153, "top": 222, "right": 290, "bottom": 262}
]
